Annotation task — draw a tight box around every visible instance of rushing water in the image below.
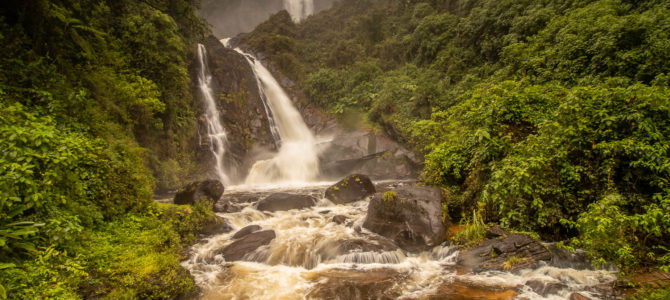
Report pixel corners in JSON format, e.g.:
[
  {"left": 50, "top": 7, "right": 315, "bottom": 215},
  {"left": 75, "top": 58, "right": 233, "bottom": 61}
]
[
  {"left": 229, "top": 43, "right": 320, "bottom": 185},
  {"left": 283, "top": 0, "right": 314, "bottom": 21},
  {"left": 181, "top": 182, "right": 617, "bottom": 299},
  {"left": 197, "top": 44, "right": 231, "bottom": 185}
]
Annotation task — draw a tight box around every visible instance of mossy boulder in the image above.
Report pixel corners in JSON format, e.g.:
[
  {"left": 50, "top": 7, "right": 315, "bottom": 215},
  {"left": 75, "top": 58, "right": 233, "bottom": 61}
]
[
  {"left": 173, "top": 180, "right": 224, "bottom": 205},
  {"left": 325, "top": 174, "right": 376, "bottom": 204},
  {"left": 363, "top": 186, "right": 446, "bottom": 252}
]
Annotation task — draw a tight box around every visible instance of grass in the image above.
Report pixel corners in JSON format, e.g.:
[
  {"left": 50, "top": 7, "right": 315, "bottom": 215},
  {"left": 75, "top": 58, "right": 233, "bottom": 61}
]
[{"left": 453, "top": 209, "right": 488, "bottom": 247}]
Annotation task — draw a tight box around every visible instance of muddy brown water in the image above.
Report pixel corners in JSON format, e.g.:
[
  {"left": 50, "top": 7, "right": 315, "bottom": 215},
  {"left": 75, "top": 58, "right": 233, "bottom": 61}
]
[{"left": 181, "top": 181, "right": 617, "bottom": 299}]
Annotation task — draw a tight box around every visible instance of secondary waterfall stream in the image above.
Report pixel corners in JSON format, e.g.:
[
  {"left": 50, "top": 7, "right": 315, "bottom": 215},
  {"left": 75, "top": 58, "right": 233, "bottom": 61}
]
[{"left": 197, "top": 44, "right": 231, "bottom": 185}]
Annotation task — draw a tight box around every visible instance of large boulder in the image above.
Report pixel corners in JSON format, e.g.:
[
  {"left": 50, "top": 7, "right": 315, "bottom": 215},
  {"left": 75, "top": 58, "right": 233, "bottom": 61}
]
[
  {"left": 220, "top": 229, "right": 276, "bottom": 261},
  {"left": 256, "top": 193, "right": 317, "bottom": 212},
  {"left": 325, "top": 174, "right": 376, "bottom": 204},
  {"left": 457, "top": 234, "right": 552, "bottom": 273},
  {"left": 173, "top": 180, "right": 224, "bottom": 205},
  {"left": 232, "top": 224, "right": 262, "bottom": 239},
  {"left": 362, "top": 186, "right": 446, "bottom": 252}
]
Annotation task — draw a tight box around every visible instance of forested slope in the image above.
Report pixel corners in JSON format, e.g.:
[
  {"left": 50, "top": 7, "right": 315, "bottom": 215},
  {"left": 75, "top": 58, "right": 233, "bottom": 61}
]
[
  {"left": 240, "top": 0, "right": 670, "bottom": 278},
  {"left": 0, "top": 1, "right": 215, "bottom": 298}
]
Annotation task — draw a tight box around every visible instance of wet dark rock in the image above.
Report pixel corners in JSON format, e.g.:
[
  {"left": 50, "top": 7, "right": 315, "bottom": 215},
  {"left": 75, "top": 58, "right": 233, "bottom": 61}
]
[
  {"left": 318, "top": 210, "right": 331, "bottom": 214},
  {"left": 325, "top": 174, "right": 376, "bottom": 204},
  {"left": 457, "top": 234, "right": 552, "bottom": 273},
  {"left": 173, "top": 180, "right": 224, "bottom": 205},
  {"left": 200, "top": 216, "right": 233, "bottom": 236},
  {"left": 306, "top": 268, "right": 405, "bottom": 299},
  {"left": 214, "top": 200, "right": 245, "bottom": 213},
  {"left": 525, "top": 280, "right": 567, "bottom": 297},
  {"left": 546, "top": 243, "right": 593, "bottom": 269},
  {"left": 232, "top": 225, "right": 262, "bottom": 239},
  {"left": 332, "top": 215, "right": 347, "bottom": 224},
  {"left": 569, "top": 292, "right": 590, "bottom": 300},
  {"left": 256, "top": 193, "right": 317, "bottom": 212},
  {"left": 428, "top": 279, "right": 518, "bottom": 299},
  {"left": 363, "top": 186, "right": 446, "bottom": 252},
  {"left": 339, "top": 237, "right": 398, "bottom": 253},
  {"left": 220, "top": 230, "right": 276, "bottom": 261},
  {"left": 321, "top": 152, "right": 388, "bottom": 180},
  {"left": 354, "top": 226, "right": 362, "bottom": 233},
  {"left": 485, "top": 224, "right": 510, "bottom": 239}
]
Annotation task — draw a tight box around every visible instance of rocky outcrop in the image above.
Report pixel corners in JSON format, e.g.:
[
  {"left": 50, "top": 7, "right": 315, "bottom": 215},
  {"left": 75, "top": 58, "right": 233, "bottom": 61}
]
[
  {"left": 256, "top": 192, "right": 317, "bottom": 212},
  {"left": 196, "top": 36, "right": 276, "bottom": 182},
  {"left": 457, "top": 234, "right": 552, "bottom": 273},
  {"left": 232, "top": 225, "right": 262, "bottom": 239},
  {"left": 173, "top": 180, "right": 224, "bottom": 205},
  {"left": 363, "top": 186, "right": 446, "bottom": 252},
  {"left": 325, "top": 174, "right": 376, "bottom": 204},
  {"left": 220, "top": 229, "right": 276, "bottom": 261},
  {"left": 316, "top": 130, "right": 422, "bottom": 180}
]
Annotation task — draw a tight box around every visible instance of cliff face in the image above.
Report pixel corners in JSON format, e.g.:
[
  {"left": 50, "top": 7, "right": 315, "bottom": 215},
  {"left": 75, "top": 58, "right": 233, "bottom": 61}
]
[{"left": 194, "top": 36, "right": 276, "bottom": 183}]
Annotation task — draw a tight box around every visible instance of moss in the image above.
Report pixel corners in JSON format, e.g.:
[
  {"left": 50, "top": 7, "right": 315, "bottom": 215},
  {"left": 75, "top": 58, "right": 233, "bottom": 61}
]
[
  {"left": 501, "top": 255, "right": 524, "bottom": 271},
  {"left": 383, "top": 191, "right": 397, "bottom": 206}
]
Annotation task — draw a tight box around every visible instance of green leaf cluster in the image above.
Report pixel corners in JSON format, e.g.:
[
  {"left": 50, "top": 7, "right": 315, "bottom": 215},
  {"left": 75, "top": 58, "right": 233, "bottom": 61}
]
[{"left": 245, "top": 0, "right": 670, "bottom": 271}]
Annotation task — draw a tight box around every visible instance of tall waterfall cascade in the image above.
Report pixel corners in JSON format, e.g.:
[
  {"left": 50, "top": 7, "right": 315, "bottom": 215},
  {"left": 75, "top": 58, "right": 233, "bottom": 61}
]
[
  {"left": 283, "top": 0, "right": 314, "bottom": 21},
  {"left": 196, "top": 44, "right": 231, "bottom": 185},
  {"left": 224, "top": 41, "right": 320, "bottom": 185}
]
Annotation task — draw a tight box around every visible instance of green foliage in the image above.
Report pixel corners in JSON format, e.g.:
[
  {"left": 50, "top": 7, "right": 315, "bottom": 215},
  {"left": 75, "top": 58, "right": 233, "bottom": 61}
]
[
  {"left": 453, "top": 208, "right": 488, "bottom": 247},
  {"left": 629, "top": 285, "right": 670, "bottom": 300},
  {"left": 0, "top": 0, "right": 207, "bottom": 298},
  {"left": 0, "top": 202, "right": 214, "bottom": 299},
  {"left": 245, "top": 0, "right": 670, "bottom": 272}
]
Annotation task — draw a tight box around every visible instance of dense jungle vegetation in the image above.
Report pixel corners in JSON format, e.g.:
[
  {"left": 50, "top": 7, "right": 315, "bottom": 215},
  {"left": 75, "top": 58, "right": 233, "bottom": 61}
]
[
  {"left": 241, "top": 0, "right": 670, "bottom": 281},
  {"left": 0, "top": 0, "right": 215, "bottom": 298}
]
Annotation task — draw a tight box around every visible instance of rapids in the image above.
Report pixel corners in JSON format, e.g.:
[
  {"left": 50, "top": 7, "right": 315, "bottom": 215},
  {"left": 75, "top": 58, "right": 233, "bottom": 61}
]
[{"left": 181, "top": 181, "right": 617, "bottom": 299}]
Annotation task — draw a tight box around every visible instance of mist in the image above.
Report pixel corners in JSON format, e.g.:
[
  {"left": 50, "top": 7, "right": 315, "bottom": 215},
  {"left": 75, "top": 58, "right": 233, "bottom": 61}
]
[{"left": 199, "top": 0, "right": 333, "bottom": 38}]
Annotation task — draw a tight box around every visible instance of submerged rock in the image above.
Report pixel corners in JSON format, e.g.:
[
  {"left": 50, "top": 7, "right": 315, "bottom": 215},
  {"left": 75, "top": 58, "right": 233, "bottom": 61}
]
[
  {"left": 306, "top": 267, "right": 405, "bottom": 299},
  {"left": 332, "top": 215, "right": 347, "bottom": 224},
  {"left": 173, "top": 180, "right": 224, "bottom": 205},
  {"left": 325, "top": 174, "right": 376, "bottom": 204},
  {"left": 363, "top": 186, "right": 446, "bottom": 252},
  {"left": 525, "top": 280, "right": 568, "bottom": 297},
  {"left": 256, "top": 193, "right": 317, "bottom": 212},
  {"left": 232, "top": 224, "right": 262, "bottom": 239},
  {"left": 220, "top": 229, "right": 276, "bottom": 261},
  {"left": 457, "top": 234, "right": 552, "bottom": 273}
]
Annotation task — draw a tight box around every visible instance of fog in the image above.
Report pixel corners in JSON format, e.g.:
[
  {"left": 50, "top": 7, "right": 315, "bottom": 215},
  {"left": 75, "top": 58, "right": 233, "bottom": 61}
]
[{"left": 199, "top": 0, "right": 333, "bottom": 38}]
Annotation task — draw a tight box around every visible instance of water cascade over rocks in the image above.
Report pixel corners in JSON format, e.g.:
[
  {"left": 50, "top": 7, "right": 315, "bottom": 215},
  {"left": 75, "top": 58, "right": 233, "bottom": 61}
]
[
  {"left": 229, "top": 43, "right": 320, "bottom": 185},
  {"left": 181, "top": 181, "right": 618, "bottom": 299},
  {"left": 196, "top": 44, "right": 231, "bottom": 185},
  {"left": 184, "top": 31, "right": 617, "bottom": 300}
]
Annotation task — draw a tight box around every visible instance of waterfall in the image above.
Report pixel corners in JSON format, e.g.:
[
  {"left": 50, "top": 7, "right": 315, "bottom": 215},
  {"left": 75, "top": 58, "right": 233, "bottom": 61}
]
[
  {"left": 283, "top": 0, "right": 314, "bottom": 21},
  {"left": 227, "top": 45, "right": 319, "bottom": 184},
  {"left": 196, "top": 44, "right": 231, "bottom": 185}
]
